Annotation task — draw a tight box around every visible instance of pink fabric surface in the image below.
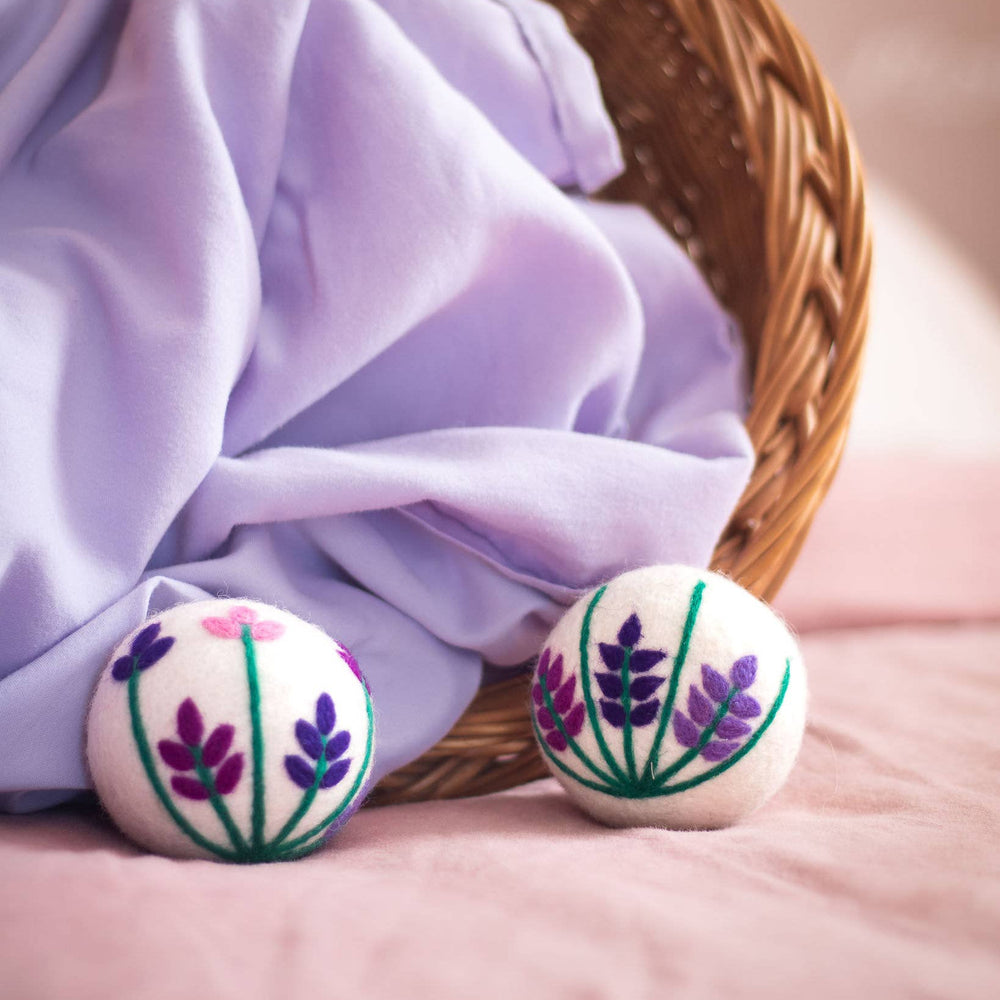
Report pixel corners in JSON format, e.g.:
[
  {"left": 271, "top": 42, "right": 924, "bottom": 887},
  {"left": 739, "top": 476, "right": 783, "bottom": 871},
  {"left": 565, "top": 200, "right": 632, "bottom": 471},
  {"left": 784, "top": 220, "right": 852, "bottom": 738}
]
[{"left": 2, "top": 454, "right": 999, "bottom": 1000}]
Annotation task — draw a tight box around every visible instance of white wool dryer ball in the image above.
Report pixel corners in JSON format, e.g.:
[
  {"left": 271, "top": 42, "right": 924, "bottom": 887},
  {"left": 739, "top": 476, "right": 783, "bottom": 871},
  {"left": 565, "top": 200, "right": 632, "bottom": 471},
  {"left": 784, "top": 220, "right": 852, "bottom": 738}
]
[
  {"left": 87, "top": 599, "right": 375, "bottom": 861},
  {"left": 531, "top": 565, "right": 806, "bottom": 828}
]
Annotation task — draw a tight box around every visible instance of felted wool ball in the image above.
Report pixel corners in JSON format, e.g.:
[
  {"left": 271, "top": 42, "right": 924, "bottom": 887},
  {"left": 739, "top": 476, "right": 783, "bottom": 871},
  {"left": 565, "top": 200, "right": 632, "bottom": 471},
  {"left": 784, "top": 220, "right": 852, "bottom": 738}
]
[
  {"left": 530, "top": 565, "right": 806, "bottom": 829},
  {"left": 86, "top": 599, "right": 375, "bottom": 862}
]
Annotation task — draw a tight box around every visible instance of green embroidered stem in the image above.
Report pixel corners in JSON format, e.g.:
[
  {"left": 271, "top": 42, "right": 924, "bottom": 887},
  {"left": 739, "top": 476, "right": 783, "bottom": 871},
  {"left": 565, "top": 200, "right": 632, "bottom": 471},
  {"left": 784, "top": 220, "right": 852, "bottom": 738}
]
[
  {"left": 241, "top": 625, "right": 266, "bottom": 851},
  {"left": 127, "top": 669, "right": 236, "bottom": 861},
  {"left": 656, "top": 662, "right": 791, "bottom": 795},
  {"left": 653, "top": 690, "right": 734, "bottom": 786},
  {"left": 269, "top": 742, "right": 329, "bottom": 848},
  {"left": 641, "top": 580, "right": 705, "bottom": 781},
  {"left": 577, "top": 586, "right": 629, "bottom": 784},
  {"left": 539, "top": 667, "right": 618, "bottom": 787},
  {"left": 276, "top": 687, "right": 375, "bottom": 854},
  {"left": 531, "top": 714, "right": 624, "bottom": 796},
  {"left": 193, "top": 748, "right": 247, "bottom": 853},
  {"left": 621, "top": 646, "right": 637, "bottom": 783}
]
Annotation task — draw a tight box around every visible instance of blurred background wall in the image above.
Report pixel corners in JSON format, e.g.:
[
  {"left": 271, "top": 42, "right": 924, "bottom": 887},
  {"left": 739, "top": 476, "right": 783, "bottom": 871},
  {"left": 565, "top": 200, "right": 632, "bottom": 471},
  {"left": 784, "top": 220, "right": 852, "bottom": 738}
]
[
  {"left": 778, "top": 0, "right": 1000, "bottom": 457},
  {"left": 783, "top": 0, "right": 1000, "bottom": 290}
]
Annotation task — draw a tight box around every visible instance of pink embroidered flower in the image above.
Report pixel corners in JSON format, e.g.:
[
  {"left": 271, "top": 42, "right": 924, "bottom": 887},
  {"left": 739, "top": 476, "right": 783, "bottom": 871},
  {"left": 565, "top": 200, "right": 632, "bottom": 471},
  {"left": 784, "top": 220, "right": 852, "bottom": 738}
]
[{"left": 202, "top": 605, "right": 285, "bottom": 641}]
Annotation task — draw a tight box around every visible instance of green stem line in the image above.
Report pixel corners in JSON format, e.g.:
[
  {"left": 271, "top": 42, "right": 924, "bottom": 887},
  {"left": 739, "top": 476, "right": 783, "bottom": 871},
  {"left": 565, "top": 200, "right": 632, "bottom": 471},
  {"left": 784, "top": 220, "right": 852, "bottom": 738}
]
[
  {"left": 531, "top": 715, "right": 625, "bottom": 796},
  {"left": 127, "top": 669, "right": 236, "bottom": 861},
  {"left": 577, "top": 586, "right": 629, "bottom": 784},
  {"left": 241, "top": 625, "right": 266, "bottom": 851},
  {"left": 193, "top": 750, "right": 247, "bottom": 853},
  {"left": 655, "top": 662, "right": 792, "bottom": 795},
  {"left": 276, "top": 687, "right": 376, "bottom": 854},
  {"left": 621, "top": 646, "right": 637, "bottom": 783},
  {"left": 270, "top": 743, "right": 329, "bottom": 848},
  {"left": 641, "top": 580, "right": 705, "bottom": 780},
  {"left": 538, "top": 670, "right": 618, "bottom": 787}
]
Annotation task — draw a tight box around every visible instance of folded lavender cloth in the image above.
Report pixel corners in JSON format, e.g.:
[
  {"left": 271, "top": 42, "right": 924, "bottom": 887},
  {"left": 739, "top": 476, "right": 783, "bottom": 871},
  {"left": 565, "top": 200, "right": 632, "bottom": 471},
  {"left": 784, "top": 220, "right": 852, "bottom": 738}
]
[{"left": 0, "top": 0, "right": 753, "bottom": 811}]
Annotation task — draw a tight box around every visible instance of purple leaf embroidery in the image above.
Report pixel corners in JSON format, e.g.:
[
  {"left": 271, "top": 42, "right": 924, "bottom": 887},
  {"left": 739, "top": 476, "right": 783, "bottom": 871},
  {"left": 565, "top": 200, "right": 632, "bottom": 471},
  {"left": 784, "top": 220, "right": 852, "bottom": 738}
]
[
  {"left": 201, "top": 725, "right": 234, "bottom": 768},
  {"left": 629, "top": 649, "right": 666, "bottom": 673},
  {"left": 730, "top": 655, "right": 758, "bottom": 690},
  {"left": 315, "top": 693, "right": 336, "bottom": 736},
  {"left": 630, "top": 675, "right": 665, "bottom": 702},
  {"left": 214, "top": 754, "right": 244, "bottom": 795},
  {"left": 325, "top": 730, "right": 351, "bottom": 761},
  {"left": 716, "top": 715, "right": 752, "bottom": 739},
  {"left": 600, "top": 700, "right": 627, "bottom": 729},
  {"left": 702, "top": 740, "right": 741, "bottom": 762},
  {"left": 630, "top": 700, "right": 660, "bottom": 727},
  {"left": 546, "top": 730, "right": 568, "bottom": 752},
  {"left": 552, "top": 675, "right": 577, "bottom": 714},
  {"left": 701, "top": 664, "right": 730, "bottom": 703},
  {"left": 729, "top": 692, "right": 762, "bottom": 719},
  {"left": 158, "top": 740, "right": 195, "bottom": 771},
  {"left": 111, "top": 656, "right": 135, "bottom": 682},
  {"left": 320, "top": 758, "right": 351, "bottom": 789},
  {"left": 673, "top": 711, "right": 700, "bottom": 748},
  {"left": 595, "top": 672, "right": 624, "bottom": 700},
  {"left": 296, "top": 720, "right": 324, "bottom": 761},
  {"left": 598, "top": 642, "right": 625, "bottom": 672},
  {"left": 545, "top": 654, "right": 565, "bottom": 692},
  {"left": 532, "top": 648, "right": 586, "bottom": 753},
  {"left": 136, "top": 636, "right": 175, "bottom": 671},
  {"left": 176, "top": 698, "right": 204, "bottom": 747},
  {"left": 285, "top": 755, "right": 315, "bottom": 790},
  {"left": 688, "top": 685, "right": 715, "bottom": 726},
  {"left": 110, "top": 621, "right": 177, "bottom": 682},
  {"left": 617, "top": 614, "right": 642, "bottom": 647},
  {"left": 131, "top": 623, "right": 162, "bottom": 657},
  {"left": 563, "top": 703, "right": 585, "bottom": 738},
  {"left": 171, "top": 775, "right": 211, "bottom": 801}
]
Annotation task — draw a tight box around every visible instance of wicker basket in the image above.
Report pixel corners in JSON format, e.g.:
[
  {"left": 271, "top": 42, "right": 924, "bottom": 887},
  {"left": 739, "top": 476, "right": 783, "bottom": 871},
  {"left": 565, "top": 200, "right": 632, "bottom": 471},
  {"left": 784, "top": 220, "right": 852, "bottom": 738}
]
[{"left": 371, "top": 0, "right": 871, "bottom": 805}]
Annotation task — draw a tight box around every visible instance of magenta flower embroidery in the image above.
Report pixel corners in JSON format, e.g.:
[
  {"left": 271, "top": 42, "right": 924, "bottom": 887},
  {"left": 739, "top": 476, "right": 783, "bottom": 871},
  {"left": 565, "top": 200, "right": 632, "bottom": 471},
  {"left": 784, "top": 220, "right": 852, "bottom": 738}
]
[
  {"left": 202, "top": 605, "right": 285, "bottom": 641},
  {"left": 158, "top": 697, "right": 244, "bottom": 800},
  {"left": 532, "top": 648, "right": 585, "bottom": 752}
]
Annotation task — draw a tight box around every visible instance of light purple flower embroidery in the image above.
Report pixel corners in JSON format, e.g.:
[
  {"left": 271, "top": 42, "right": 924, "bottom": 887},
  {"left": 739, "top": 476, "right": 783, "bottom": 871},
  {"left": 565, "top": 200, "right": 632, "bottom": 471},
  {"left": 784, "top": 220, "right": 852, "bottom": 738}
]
[
  {"left": 596, "top": 613, "right": 667, "bottom": 729},
  {"left": 158, "top": 697, "right": 244, "bottom": 800},
  {"left": 111, "top": 622, "right": 175, "bottom": 681},
  {"left": 284, "top": 693, "right": 353, "bottom": 790},
  {"left": 672, "top": 655, "right": 761, "bottom": 761},
  {"left": 532, "top": 648, "right": 585, "bottom": 752}
]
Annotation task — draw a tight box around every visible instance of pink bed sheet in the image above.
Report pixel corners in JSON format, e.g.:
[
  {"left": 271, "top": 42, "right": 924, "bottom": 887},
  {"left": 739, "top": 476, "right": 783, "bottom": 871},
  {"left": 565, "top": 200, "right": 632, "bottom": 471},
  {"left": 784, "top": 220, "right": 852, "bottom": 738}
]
[{"left": 2, "top": 454, "right": 999, "bottom": 1000}]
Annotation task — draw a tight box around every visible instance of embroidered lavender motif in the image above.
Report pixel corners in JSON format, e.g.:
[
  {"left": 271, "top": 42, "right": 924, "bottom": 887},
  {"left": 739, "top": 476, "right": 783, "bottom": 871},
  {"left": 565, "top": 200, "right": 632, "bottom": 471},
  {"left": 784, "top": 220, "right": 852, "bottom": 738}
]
[
  {"left": 111, "top": 622, "right": 175, "bottom": 681},
  {"left": 529, "top": 583, "right": 791, "bottom": 800},
  {"left": 672, "top": 658, "right": 760, "bottom": 762},
  {"left": 118, "top": 608, "right": 374, "bottom": 863},
  {"left": 532, "top": 649, "right": 585, "bottom": 752},
  {"left": 285, "top": 693, "right": 353, "bottom": 791},
  {"left": 596, "top": 613, "right": 667, "bottom": 729},
  {"left": 158, "top": 698, "right": 243, "bottom": 801}
]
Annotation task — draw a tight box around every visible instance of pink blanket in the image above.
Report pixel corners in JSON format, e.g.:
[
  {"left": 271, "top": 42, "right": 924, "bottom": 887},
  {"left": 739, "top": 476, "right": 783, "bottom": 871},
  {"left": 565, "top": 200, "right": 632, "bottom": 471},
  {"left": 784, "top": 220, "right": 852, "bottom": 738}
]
[{"left": 2, "top": 454, "right": 999, "bottom": 999}]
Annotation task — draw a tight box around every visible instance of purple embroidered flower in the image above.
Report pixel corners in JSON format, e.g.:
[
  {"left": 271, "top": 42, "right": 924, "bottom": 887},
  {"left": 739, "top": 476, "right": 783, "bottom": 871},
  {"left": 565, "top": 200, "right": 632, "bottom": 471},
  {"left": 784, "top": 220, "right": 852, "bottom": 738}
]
[
  {"left": 202, "top": 605, "right": 285, "bottom": 641},
  {"left": 111, "top": 621, "right": 176, "bottom": 682},
  {"left": 158, "top": 697, "right": 243, "bottom": 800},
  {"left": 595, "top": 613, "right": 667, "bottom": 729},
  {"left": 672, "top": 655, "right": 762, "bottom": 761},
  {"left": 532, "top": 648, "right": 585, "bottom": 752},
  {"left": 284, "top": 693, "right": 353, "bottom": 790}
]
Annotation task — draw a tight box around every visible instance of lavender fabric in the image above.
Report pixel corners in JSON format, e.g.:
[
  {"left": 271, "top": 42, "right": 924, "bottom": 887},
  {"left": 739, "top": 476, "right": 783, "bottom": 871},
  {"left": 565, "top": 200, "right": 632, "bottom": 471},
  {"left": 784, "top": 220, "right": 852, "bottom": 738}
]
[{"left": 0, "top": 0, "right": 753, "bottom": 812}]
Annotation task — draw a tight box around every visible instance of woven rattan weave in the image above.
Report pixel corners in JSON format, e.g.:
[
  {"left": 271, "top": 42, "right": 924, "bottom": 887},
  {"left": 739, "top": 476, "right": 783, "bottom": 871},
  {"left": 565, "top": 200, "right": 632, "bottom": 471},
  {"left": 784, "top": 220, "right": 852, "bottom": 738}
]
[{"left": 371, "top": 0, "right": 871, "bottom": 806}]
